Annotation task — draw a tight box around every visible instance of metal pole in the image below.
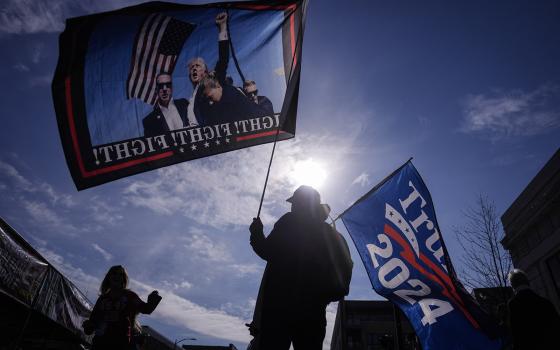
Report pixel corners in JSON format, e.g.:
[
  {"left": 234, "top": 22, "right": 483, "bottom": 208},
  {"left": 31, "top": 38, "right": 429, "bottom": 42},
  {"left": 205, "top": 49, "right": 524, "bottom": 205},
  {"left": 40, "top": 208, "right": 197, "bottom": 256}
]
[{"left": 256, "top": 126, "right": 282, "bottom": 218}]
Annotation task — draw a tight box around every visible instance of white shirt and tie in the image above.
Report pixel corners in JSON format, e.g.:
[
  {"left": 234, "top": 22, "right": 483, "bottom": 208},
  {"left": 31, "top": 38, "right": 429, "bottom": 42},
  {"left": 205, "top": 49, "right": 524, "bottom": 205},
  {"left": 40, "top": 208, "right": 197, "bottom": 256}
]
[
  {"left": 186, "top": 84, "right": 200, "bottom": 127},
  {"left": 158, "top": 99, "right": 198, "bottom": 130}
]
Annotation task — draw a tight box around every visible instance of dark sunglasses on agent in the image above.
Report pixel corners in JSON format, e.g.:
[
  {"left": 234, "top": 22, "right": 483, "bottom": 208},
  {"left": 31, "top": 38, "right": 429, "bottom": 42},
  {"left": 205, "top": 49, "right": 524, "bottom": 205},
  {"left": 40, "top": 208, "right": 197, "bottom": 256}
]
[{"left": 157, "top": 82, "right": 172, "bottom": 89}]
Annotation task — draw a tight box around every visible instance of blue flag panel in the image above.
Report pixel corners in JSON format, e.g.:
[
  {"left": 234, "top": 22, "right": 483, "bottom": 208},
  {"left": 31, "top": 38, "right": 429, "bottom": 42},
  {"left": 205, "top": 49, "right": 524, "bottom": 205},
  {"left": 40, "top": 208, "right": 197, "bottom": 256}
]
[
  {"left": 52, "top": 1, "right": 307, "bottom": 190},
  {"left": 341, "top": 161, "right": 504, "bottom": 350}
]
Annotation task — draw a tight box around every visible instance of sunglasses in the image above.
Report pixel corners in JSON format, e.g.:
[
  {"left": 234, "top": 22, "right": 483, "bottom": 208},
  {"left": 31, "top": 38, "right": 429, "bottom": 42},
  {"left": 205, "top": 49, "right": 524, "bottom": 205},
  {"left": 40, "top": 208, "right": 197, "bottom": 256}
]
[
  {"left": 247, "top": 89, "right": 258, "bottom": 96},
  {"left": 157, "top": 82, "right": 172, "bottom": 89}
]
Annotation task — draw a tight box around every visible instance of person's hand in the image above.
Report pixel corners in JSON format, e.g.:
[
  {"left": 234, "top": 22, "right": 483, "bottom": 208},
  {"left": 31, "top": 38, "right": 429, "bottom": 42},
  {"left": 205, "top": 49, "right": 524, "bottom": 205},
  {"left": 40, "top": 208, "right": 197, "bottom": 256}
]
[
  {"left": 250, "top": 217, "right": 263, "bottom": 235},
  {"left": 148, "top": 290, "right": 162, "bottom": 305},
  {"left": 82, "top": 319, "right": 94, "bottom": 335},
  {"left": 215, "top": 12, "right": 228, "bottom": 29}
]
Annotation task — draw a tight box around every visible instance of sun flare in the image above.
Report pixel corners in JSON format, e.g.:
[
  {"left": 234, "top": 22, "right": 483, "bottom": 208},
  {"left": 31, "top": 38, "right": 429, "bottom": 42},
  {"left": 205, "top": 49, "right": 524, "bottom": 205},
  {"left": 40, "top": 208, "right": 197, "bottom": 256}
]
[{"left": 290, "top": 159, "right": 327, "bottom": 189}]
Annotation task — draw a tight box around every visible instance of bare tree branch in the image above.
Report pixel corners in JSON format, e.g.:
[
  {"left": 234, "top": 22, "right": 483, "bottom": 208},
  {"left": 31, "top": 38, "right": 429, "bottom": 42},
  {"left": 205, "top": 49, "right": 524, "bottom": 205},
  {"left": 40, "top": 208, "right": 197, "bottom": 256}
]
[{"left": 454, "top": 195, "right": 512, "bottom": 290}]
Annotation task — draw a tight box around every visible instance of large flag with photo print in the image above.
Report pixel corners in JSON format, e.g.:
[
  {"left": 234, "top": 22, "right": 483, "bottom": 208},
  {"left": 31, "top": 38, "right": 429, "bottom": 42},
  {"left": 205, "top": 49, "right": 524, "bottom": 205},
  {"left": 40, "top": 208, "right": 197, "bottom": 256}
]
[
  {"left": 340, "top": 161, "right": 506, "bottom": 350},
  {"left": 52, "top": 0, "right": 307, "bottom": 190}
]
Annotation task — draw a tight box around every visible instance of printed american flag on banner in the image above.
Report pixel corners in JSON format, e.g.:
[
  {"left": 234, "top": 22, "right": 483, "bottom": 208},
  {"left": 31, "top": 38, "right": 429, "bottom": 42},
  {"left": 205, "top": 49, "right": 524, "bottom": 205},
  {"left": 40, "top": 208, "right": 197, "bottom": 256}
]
[{"left": 126, "top": 14, "right": 195, "bottom": 105}]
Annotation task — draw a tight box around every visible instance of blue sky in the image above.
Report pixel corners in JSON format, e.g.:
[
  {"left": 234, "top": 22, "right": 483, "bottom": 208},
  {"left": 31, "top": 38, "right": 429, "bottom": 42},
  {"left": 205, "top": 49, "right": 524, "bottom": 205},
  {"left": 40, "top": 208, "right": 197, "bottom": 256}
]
[{"left": 1, "top": 0, "right": 559, "bottom": 349}]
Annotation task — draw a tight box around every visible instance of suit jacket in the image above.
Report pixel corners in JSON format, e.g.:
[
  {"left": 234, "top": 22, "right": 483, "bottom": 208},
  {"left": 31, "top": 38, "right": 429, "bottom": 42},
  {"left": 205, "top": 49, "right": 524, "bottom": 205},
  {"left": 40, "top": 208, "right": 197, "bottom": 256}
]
[
  {"left": 202, "top": 84, "right": 269, "bottom": 126},
  {"left": 256, "top": 95, "right": 274, "bottom": 116},
  {"left": 508, "top": 288, "right": 560, "bottom": 350},
  {"left": 142, "top": 98, "right": 189, "bottom": 137},
  {"left": 194, "top": 40, "right": 229, "bottom": 126}
]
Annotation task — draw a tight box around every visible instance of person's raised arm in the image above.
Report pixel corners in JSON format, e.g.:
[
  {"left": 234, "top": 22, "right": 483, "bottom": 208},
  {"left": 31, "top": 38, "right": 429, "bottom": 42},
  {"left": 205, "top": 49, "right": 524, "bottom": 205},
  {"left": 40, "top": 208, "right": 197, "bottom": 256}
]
[
  {"left": 250, "top": 217, "right": 267, "bottom": 260},
  {"left": 216, "top": 12, "right": 228, "bottom": 41},
  {"left": 134, "top": 290, "right": 162, "bottom": 315},
  {"left": 214, "top": 12, "right": 229, "bottom": 85}
]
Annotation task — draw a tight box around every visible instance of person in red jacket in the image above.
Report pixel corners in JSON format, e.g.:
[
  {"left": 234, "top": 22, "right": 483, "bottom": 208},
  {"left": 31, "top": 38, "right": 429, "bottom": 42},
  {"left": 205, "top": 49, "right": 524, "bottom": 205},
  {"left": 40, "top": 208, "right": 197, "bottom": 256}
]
[{"left": 83, "top": 265, "right": 162, "bottom": 349}]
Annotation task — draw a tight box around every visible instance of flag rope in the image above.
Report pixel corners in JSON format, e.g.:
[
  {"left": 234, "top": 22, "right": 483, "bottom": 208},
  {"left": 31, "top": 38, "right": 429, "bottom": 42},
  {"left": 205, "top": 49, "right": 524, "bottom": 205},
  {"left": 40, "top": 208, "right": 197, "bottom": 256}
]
[{"left": 226, "top": 10, "right": 246, "bottom": 84}]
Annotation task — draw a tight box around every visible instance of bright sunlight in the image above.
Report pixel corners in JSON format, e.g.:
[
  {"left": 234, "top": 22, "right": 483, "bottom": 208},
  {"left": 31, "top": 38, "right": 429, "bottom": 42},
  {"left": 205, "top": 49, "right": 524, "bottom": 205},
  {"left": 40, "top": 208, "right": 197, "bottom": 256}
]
[{"left": 290, "top": 159, "right": 328, "bottom": 189}]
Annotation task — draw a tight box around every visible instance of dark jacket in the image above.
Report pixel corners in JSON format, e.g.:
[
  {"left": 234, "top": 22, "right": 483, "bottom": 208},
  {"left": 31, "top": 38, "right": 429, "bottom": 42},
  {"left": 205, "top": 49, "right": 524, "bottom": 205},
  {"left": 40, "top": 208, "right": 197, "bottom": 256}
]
[
  {"left": 508, "top": 288, "right": 560, "bottom": 350},
  {"left": 142, "top": 98, "right": 189, "bottom": 137},
  {"left": 194, "top": 40, "right": 229, "bottom": 126},
  {"left": 251, "top": 212, "right": 352, "bottom": 312},
  {"left": 255, "top": 95, "right": 274, "bottom": 116},
  {"left": 202, "top": 84, "right": 269, "bottom": 127}
]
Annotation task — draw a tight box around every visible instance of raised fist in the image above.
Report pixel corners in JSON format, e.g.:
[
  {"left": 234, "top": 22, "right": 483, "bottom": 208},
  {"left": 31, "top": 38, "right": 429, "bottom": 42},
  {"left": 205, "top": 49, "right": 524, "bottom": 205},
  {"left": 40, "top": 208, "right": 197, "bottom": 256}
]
[{"left": 216, "top": 12, "right": 228, "bottom": 27}]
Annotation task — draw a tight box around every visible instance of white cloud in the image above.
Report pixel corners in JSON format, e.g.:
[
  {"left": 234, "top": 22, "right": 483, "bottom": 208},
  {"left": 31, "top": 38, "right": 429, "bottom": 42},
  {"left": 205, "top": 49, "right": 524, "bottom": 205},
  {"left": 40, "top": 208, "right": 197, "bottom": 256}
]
[
  {"left": 22, "top": 200, "right": 78, "bottom": 235},
  {"left": 13, "top": 63, "right": 30, "bottom": 71},
  {"left": 123, "top": 133, "right": 354, "bottom": 229},
  {"left": 0, "top": 160, "right": 33, "bottom": 188},
  {"left": 92, "top": 243, "right": 112, "bottom": 261},
  {"left": 29, "top": 74, "right": 52, "bottom": 87},
  {"left": 229, "top": 263, "right": 261, "bottom": 277},
  {"left": 180, "top": 229, "right": 261, "bottom": 277},
  {"left": 31, "top": 42, "right": 44, "bottom": 63},
  {"left": 0, "top": 0, "right": 66, "bottom": 33},
  {"left": 89, "top": 196, "right": 123, "bottom": 225},
  {"left": 0, "top": 0, "right": 138, "bottom": 34},
  {"left": 0, "top": 160, "right": 75, "bottom": 207},
  {"left": 161, "top": 280, "right": 193, "bottom": 291},
  {"left": 132, "top": 279, "right": 252, "bottom": 344},
  {"left": 179, "top": 281, "right": 193, "bottom": 289},
  {"left": 220, "top": 298, "right": 256, "bottom": 321},
  {"left": 184, "top": 233, "right": 231, "bottom": 262},
  {"left": 351, "top": 172, "right": 370, "bottom": 187},
  {"left": 461, "top": 85, "right": 560, "bottom": 139}
]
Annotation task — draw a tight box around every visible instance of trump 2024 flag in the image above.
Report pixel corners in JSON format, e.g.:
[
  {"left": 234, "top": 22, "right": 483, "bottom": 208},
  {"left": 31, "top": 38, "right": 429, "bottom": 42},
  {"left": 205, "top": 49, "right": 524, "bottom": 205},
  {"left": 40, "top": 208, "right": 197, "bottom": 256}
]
[
  {"left": 340, "top": 161, "right": 504, "bottom": 350},
  {"left": 52, "top": 1, "right": 307, "bottom": 190}
]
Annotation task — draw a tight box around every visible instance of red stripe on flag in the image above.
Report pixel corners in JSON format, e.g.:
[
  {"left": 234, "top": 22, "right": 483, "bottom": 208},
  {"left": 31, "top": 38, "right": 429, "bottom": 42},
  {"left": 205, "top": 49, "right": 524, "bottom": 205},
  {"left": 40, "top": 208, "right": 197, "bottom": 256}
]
[
  {"left": 65, "top": 77, "right": 173, "bottom": 179},
  {"left": 384, "top": 224, "right": 480, "bottom": 329},
  {"left": 290, "top": 7, "right": 297, "bottom": 68},
  {"left": 235, "top": 4, "right": 297, "bottom": 10},
  {"left": 236, "top": 130, "right": 287, "bottom": 141}
]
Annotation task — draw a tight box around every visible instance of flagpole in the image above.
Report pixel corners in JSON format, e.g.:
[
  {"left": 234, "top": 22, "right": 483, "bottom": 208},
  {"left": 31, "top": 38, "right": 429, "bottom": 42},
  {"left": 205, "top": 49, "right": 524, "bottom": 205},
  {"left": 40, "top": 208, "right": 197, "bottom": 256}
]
[
  {"left": 257, "top": 125, "right": 282, "bottom": 218},
  {"left": 255, "top": 3, "right": 305, "bottom": 219},
  {"left": 334, "top": 157, "right": 413, "bottom": 222}
]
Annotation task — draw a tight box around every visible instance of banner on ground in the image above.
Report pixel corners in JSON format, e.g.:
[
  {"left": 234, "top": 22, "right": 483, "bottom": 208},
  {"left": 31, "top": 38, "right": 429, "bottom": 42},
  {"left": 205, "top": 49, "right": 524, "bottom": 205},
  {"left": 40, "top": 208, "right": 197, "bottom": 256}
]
[
  {"left": 340, "top": 161, "right": 504, "bottom": 350},
  {"left": 52, "top": 0, "right": 307, "bottom": 190}
]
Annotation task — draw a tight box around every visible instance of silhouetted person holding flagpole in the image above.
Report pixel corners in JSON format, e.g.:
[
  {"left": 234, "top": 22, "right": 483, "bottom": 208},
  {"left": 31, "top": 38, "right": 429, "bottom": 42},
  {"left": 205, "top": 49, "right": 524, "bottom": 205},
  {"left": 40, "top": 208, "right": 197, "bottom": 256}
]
[
  {"left": 507, "top": 268, "right": 560, "bottom": 350},
  {"left": 249, "top": 185, "right": 353, "bottom": 350},
  {"left": 82, "top": 265, "right": 162, "bottom": 350}
]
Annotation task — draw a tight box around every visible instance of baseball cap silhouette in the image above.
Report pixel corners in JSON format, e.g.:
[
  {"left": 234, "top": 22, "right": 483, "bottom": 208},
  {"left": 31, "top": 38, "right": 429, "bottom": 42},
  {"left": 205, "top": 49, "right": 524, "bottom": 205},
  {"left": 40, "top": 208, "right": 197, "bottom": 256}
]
[{"left": 286, "top": 185, "right": 321, "bottom": 204}]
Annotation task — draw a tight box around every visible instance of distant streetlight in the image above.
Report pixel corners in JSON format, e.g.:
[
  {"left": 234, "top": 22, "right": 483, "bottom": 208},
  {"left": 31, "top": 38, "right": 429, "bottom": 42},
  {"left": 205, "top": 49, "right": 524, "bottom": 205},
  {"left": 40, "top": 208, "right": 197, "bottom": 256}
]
[{"left": 173, "top": 337, "right": 197, "bottom": 350}]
